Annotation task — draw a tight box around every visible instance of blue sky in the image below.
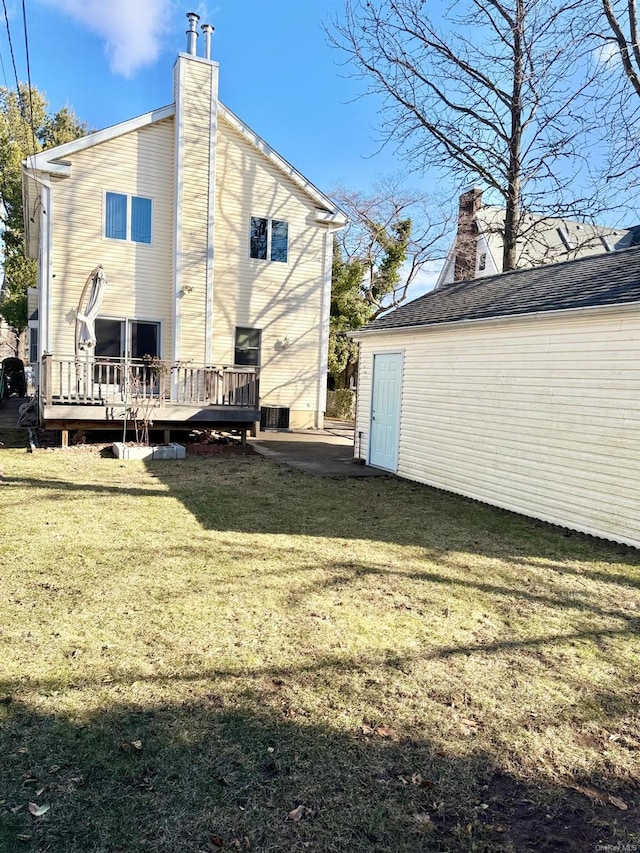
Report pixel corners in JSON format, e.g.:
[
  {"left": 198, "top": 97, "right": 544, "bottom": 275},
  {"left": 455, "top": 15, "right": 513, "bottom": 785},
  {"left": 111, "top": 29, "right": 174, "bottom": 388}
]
[
  {"left": 4, "top": 0, "right": 406, "bottom": 194},
  {"left": 1, "top": 0, "right": 445, "bottom": 292},
  {"left": 3, "top": 1, "right": 634, "bottom": 295}
]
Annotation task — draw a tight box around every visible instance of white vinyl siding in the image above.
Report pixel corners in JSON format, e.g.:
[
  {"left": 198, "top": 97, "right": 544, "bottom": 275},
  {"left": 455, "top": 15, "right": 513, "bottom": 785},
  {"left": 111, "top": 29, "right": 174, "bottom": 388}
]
[
  {"left": 175, "top": 59, "right": 215, "bottom": 366},
  {"left": 356, "top": 308, "right": 640, "bottom": 547},
  {"left": 41, "top": 55, "right": 331, "bottom": 430},
  {"left": 213, "top": 114, "right": 327, "bottom": 422},
  {"left": 47, "top": 118, "right": 174, "bottom": 361}
]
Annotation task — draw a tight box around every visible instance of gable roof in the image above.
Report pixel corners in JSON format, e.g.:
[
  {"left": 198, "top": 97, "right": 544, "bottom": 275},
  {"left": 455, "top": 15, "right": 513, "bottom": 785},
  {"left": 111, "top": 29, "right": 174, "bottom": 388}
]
[
  {"left": 22, "top": 101, "right": 348, "bottom": 258},
  {"left": 22, "top": 98, "right": 346, "bottom": 240},
  {"left": 361, "top": 245, "right": 640, "bottom": 334},
  {"left": 476, "top": 207, "right": 633, "bottom": 269}
]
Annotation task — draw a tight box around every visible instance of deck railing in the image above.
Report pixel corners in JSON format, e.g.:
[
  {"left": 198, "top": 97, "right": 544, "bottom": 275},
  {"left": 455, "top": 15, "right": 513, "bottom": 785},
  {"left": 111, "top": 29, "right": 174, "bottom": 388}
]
[{"left": 41, "top": 354, "right": 259, "bottom": 409}]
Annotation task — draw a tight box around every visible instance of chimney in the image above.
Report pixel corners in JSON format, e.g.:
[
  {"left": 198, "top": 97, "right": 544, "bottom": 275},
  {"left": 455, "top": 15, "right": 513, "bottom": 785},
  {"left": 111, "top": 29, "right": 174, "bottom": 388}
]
[
  {"left": 453, "top": 187, "right": 483, "bottom": 282},
  {"left": 201, "top": 23, "right": 214, "bottom": 60},
  {"left": 173, "top": 12, "right": 220, "bottom": 367},
  {"left": 185, "top": 11, "right": 200, "bottom": 55}
]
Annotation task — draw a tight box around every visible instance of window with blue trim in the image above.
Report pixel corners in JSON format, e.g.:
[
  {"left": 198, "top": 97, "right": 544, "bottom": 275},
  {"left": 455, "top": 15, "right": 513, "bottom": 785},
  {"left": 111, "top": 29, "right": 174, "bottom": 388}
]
[{"left": 105, "top": 192, "right": 152, "bottom": 244}]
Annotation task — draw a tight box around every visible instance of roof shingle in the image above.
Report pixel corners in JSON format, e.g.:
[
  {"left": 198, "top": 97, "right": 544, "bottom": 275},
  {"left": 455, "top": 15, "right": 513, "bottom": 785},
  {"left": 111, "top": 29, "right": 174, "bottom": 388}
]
[{"left": 365, "top": 245, "right": 640, "bottom": 332}]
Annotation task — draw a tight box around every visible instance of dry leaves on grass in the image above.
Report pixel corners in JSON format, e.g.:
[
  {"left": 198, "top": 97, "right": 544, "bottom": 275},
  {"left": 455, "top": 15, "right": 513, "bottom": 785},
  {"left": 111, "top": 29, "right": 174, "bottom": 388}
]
[
  {"left": 413, "top": 812, "right": 431, "bottom": 824},
  {"left": 359, "top": 723, "right": 398, "bottom": 739},
  {"left": 202, "top": 837, "right": 250, "bottom": 851},
  {"left": 288, "top": 804, "right": 312, "bottom": 821},
  {"left": 568, "top": 783, "right": 628, "bottom": 810},
  {"left": 398, "top": 772, "right": 434, "bottom": 788},
  {"left": 118, "top": 740, "right": 143, "bottom": 752},
  {"left": 27, "top": 802, "right": 50, "bottom": 817}
]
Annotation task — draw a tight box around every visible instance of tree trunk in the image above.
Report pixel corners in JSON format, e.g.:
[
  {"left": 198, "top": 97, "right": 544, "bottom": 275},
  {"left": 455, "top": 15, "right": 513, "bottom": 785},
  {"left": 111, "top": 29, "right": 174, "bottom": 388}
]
[{"left": 502, "top": 0, "right": 525, "bottom": 272}]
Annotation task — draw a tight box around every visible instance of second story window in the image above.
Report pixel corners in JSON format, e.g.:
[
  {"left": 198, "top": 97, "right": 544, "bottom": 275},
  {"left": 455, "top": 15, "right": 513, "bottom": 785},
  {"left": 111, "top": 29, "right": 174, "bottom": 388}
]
[
  {"left": 250, "top": 216, "right": 288, "bottom": 263},
  {"left": 106, "top": 192, "right": 152, "bottom": 244}
]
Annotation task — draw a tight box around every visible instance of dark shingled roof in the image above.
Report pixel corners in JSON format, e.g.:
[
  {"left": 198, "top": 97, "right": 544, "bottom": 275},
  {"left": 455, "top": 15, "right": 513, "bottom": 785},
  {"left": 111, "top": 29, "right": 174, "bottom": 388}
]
[{"left": 364, "top": 245, "right": 640, "bottom": 332}]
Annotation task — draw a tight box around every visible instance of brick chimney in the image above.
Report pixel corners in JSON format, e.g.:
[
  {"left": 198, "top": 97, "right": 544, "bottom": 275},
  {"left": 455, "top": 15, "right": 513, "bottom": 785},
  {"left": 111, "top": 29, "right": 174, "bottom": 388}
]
[{"left": 453, "top": 187, "right": 483, "bottom": 282}]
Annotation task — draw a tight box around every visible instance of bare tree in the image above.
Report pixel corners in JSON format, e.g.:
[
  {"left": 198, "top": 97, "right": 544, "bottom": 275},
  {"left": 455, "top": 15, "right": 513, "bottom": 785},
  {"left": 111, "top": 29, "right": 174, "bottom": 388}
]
[
  {"left": 328, "top": 0, "right": 602, "bottom": 271},
  {"left": 600, "top": 0, "right": 640, "bottom": 95},
  {"left": 582, "top": 0, "right": 640, "bottom": 190},
  {"left": 332, "top": 176, "right": 450, "bottom": 317}
]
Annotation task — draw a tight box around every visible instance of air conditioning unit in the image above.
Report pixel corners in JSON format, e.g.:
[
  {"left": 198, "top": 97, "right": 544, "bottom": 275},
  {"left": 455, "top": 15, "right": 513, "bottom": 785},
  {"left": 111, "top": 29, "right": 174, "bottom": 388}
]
[{"left": 260, "top": 406, "right": 290, "bottom": 430}]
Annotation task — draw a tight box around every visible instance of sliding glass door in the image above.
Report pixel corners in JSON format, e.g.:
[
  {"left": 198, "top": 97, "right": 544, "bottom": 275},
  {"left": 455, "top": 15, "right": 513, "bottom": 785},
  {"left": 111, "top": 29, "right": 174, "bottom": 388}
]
[{"left": 95, "top": 319, "right": 161, "bottom": 361}]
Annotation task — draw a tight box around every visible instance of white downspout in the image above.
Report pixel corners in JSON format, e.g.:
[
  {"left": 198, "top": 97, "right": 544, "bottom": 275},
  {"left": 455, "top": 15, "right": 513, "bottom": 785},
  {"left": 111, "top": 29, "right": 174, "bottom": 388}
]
[
  {"left": 25, "top": 170, "right": 52, "bottom": 358},
  {"left": 41, "top": 179, "right": 52, "bottom": 357},
  {"left": 316, "top": 223, "right": 343, "bottom": 428}
]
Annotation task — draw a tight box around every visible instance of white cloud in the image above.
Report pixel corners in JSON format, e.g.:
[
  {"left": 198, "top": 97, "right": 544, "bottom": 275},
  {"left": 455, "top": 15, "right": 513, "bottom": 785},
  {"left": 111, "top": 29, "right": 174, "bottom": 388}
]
[
  {"left": 595, "top": 40, "right": 621, "bottom": 68},
  {"left": 40, "top": 0, "right": 175, "bottom": 78}
]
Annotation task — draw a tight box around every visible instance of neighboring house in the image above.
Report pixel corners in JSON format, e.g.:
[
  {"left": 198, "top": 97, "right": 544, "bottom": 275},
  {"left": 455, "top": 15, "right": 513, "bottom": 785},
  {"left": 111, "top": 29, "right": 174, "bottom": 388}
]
[
  {"left": 0, "top": 204, "right": 13, "bottom": 361},
  {"left": 351, "top": 247, "right": 640, "bottom": 548},
  {"left": 0, "top": 299, "right": 16, "bottom": 361},
  {"left": 0, "top": 280, "right": 17, "bottom": 362},
  {"left": 0, "top": 320, "right": 16, "bottom": 361},
  {"left": 436, "top": 187, "right": 640, "bottom": 287},
  {"left": 22, "top": 13, "right": 346, "bottom": 439}
]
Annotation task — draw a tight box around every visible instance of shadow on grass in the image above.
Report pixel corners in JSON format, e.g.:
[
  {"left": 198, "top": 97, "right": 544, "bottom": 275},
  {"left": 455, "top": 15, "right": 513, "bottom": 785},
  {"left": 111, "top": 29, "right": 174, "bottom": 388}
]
[
  {"left": 4, "top": 457, "right": 640, "bottom": 573},
  {"left": 1, "top": 692, "right": 637, "bottom": 853}
]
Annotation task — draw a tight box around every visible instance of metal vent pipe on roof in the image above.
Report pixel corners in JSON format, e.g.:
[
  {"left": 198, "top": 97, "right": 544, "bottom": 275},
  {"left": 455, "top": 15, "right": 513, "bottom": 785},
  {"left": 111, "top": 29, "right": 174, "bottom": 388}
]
[
  {"left": 201, "top": 23, "right": 214, "bottom": 60},
  {"left": 186, "top": 11, "right": 200, "bottom": 55}
]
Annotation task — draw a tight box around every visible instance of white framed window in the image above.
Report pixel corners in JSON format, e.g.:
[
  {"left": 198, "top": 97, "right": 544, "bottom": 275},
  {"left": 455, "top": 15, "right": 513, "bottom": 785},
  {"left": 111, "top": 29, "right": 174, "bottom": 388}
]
[
  {"left": 250, "top": 216, "right": 288, "bottom": 263},
  {"left": 557, "top": 226, "right": 577, "bottom": 251},
  {"left": 234, "top": 327, "right": 261, "bottom": 366},
  {"left": 28, "top": 321, "right": 39, "bottom": 364},
  {"left": 105, "top": 192, "right": 152, "bottom": 244}
]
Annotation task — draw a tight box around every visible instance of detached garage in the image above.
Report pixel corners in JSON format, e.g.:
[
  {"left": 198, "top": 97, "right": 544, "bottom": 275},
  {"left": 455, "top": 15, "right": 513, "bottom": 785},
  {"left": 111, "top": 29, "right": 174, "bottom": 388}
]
[{"left": 352, "top": 247, "right": 640, "bottom": 548}]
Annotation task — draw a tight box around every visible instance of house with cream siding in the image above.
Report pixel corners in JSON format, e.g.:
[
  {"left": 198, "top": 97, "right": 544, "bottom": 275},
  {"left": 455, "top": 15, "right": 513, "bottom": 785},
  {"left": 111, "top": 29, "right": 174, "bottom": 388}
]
[
  {"left": 352, "top": 247, "right": 640, "bottom": 549},
  {"left": 21, "top": 14, "right": 346, "bottom": 441}
]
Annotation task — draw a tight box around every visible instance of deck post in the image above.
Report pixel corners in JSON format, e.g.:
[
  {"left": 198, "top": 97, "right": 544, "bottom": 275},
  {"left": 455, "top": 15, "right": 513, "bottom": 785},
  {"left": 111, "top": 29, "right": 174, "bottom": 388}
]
[
  {"left": 241, "top": 428, "right": 247, "bottom": 447},
  {"left": 164, "top": 429, "right": 171, "bottom": 445},
  {"left": 61, "top": 429, "right": 69, "bottom": 449},
  {"left": 41, "top": 353, "right": 52, "bottom": 405}
]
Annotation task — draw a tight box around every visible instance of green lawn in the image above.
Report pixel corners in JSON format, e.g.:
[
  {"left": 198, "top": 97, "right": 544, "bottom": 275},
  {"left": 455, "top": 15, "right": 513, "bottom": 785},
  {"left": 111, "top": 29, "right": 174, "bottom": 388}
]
[{"left": 0, "top": 440, "right": 639, "bottom": 852}]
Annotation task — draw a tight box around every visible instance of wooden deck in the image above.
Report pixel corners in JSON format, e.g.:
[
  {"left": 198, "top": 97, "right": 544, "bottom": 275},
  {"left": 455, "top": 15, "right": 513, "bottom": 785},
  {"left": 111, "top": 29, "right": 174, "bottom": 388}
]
[
  {"left": 39, "top": 355, "right": 260, "bottom": 432},
  {"left": 41, "top": 402, "right": 260, "bottom": 431}
]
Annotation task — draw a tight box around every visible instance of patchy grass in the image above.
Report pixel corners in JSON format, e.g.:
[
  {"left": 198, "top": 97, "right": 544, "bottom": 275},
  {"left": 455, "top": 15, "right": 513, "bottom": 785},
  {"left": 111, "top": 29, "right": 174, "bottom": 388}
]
[{"left": 0, "top": 444, "right": 639, "bottom": 852}]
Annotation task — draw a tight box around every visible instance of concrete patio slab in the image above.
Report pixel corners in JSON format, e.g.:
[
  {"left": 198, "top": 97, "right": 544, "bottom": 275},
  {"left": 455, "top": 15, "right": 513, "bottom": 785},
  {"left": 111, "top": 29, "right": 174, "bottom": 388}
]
[{"left": 249, "top": 420, "right": 388, "bottom": 478}]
